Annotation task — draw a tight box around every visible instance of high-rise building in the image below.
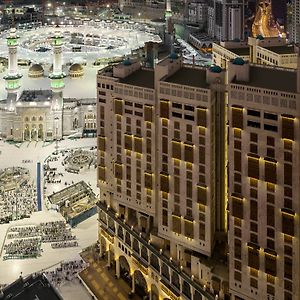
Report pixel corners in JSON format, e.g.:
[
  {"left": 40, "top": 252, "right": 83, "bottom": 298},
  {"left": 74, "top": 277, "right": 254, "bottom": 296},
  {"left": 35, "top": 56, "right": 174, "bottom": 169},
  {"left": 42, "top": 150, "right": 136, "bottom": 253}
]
[
  {"left": 227, "top": 57, "right": 300, "bottom": 299},
  {"left": 291, "top": 0, "right": 300, "bottom": 43},
  {"left": 208, "top": 0, "right": 244, "bottom": 41},
  {"left": 97, "top": 55, "right": 229, "bottom": 299}
]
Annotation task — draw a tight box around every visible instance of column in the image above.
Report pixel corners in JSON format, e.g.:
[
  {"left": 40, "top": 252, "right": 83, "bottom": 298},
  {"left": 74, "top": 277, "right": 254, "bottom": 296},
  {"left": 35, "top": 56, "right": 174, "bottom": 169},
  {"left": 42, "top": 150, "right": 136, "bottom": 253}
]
[
  {"left": 131, "top": 272, "right": 135, "bottom": 294},
  {"left": 107, "top": 245, "right": 111, "bottom": 266},
  {"left": 99, "top": 236, "right": 103, "bottom": 257},
  {"left": 115, "top": 257, "right": 120, "bottom": 279}
]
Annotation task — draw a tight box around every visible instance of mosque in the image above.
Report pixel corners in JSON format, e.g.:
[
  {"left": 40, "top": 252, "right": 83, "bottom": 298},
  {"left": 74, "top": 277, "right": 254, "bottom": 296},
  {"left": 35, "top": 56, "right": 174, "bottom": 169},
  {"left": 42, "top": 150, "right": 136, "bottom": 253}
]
[{"left": 0, "top": 28, "right": 102, "bottom": 142}]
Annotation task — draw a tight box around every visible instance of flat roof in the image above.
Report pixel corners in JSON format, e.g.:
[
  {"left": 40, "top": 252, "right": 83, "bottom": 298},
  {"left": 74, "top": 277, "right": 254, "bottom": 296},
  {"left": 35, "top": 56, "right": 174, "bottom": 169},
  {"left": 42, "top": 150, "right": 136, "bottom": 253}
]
[
  {"left": 264, "top": 45, "right": 296, "bottom": 55},
  {"left": 119, "top": 69, "right": 154, "bottom": 89},
  {"left": 164, "top": 67, "right": 209, "bottom": 89},
  {"left": 232, "top": 65, "right": 297, "bottom": 93},
  {"left": 230, "top": 47, "right": 250, "bottom": 56},
  {"left": 3, "top": 274, "right": 62, "bottom": 300}
]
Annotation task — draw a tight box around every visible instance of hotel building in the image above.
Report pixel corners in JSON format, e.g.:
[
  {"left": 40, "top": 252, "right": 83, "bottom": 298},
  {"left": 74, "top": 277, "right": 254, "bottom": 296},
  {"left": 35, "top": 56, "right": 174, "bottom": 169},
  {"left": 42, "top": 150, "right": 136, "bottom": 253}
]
[{"left": 96, "top": 55, "right": 229, "bottom": 299}]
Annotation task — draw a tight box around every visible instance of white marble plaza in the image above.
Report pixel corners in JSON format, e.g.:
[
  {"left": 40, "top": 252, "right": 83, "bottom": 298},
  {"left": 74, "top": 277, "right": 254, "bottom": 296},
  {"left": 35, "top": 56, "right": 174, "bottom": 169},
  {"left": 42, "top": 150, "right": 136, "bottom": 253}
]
[{"left": 0, "top": 138, "right": 98, "bottom": 287}]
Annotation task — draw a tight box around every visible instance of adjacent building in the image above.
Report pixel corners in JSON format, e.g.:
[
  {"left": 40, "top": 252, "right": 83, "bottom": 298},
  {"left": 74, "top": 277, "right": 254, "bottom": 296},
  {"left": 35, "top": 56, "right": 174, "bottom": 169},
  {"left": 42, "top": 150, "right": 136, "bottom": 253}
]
[
  {"left": 290, "top": 0, "right": 300, "bottom": 43},
  {"left": 227, "top": 58, "right": 300, "bottom": 300},
  {"left": 208, "top": 0, "right": 245, "bottom": 41},
  {"left": 213, "top": 36, "right": 297, "bottom": 71},
  {"left": 188, "top": 0, "right": 208, "bottom": 30}
]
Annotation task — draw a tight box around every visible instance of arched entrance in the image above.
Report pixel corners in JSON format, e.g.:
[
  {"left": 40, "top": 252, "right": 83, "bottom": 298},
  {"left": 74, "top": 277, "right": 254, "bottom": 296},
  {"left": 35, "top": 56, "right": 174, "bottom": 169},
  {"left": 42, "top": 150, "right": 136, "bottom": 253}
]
[
  {"left": 151, "top": 284, "right": 159, "bottom": 300},
  {"left": 31, "top": 127, "right": 37, "bottom": 141},
  {"left": 24, "top": 125, "right": 30, "bottom": 140},
  {"left": 133, "top": 269, "right": 148, "bottom": 298},
  {"left": 38, "top": 124, "right": 43, "bottom": 140},
  {"left": 119, "top": 255, "right": 131, "bottom": 285}
]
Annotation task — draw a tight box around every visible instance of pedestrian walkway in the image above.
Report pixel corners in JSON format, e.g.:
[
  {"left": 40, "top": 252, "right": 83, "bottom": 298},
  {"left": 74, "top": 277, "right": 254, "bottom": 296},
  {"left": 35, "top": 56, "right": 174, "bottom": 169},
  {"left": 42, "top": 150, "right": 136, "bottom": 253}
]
[{"left": 80, "top": 251, "right": 141, "bottom": 300}]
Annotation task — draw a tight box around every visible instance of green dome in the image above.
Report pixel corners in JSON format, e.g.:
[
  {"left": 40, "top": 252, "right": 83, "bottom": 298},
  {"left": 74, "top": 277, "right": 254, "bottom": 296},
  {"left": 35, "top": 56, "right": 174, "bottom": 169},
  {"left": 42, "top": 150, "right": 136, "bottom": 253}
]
[
  {"left": 169, "top": 52, "right": 179, "bottom": 60},
  {"left": 232, "top": 57, "right": 245, "bottom": 65},
  {"left": 209, "top": 65, "right": 222, "bottom": 73},
  {"left": 256, "top": 34, "right": 264, "bottom": 40},
  {"left": 123, "top": 58, "right": 132, "bottom": 66}
]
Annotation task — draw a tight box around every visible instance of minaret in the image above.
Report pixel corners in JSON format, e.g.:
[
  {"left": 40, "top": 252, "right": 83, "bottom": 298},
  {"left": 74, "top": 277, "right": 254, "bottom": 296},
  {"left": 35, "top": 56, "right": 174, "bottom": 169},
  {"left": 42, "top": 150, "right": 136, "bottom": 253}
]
[
  {"left": 49, "top": 31, "right": 66, "bottom": 141},
  {"left": 165, "top": 0, "right": 172, "bottom": 32},
  {"left": 165, "top": 0, "right": 174, "bottom": 51},
  {"left": 4, "top": 28, "right": 22, "bottom": 109}
]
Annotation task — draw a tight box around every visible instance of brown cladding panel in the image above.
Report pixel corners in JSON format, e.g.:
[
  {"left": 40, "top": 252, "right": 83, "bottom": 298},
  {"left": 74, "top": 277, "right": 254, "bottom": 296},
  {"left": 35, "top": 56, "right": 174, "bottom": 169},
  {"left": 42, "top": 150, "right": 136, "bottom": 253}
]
[
  {"left": 184, "top": 219, "right": 194, "bottom": 239},
  {"left": 160, "top": 101, "right": 169, "bottom": 118},
  {"left": 284, "top": 163, "right": 292, "bottom": 186},
  {"left": 197, "top": 107, "right": 207, "bottom": 127},
  {"left": 267, "top": 205, "right": 275, "bottom": 226},
  {"left": 98, "top": 136, "right": 106, "bottom": 151},
  {"left": 160, "top": 174, "right": 169, "bottom": 193},
  {"left": 234, "top": 151, "right": 241, "bottom": 172},
  {"left": 184, "top": 144, "right": 194, "bottom": 163},
  {"left": 232, "top": 107, "right": 243, "bottom": 129},
  {"left": 144, "top": 173, "right": 153, "bottom": 189},
  {"left": 144, "top": 105, "right": 153, "bottom": 122},
  {"left": 115, "top": 163, "right": 123, "bottom": 179},
  {"left": 232, "top": 197, "right": 243, "bottom": 219},
  {"left": 199, "top": 146, "right": 205, "bottom": 164},
  {"left": 124, "top": 135, "right": 132, "bottom": 150},
  {"left": 134, "top": 137, "right": 142, "bottom": 153},
  {"left": 282, "top": 117, "right": 294, "bottom": 141},
  {"left": 248, "top": 248, "right": 260, "bottom": 270},
  {"left": 162, "top": 137, "right": 168, "bottom": 154},
  {"left": 98, "top": 166, "right": 106, "bottom": 181},
  {"left": 172, "top": 215, "right": 181, "bottom": 234},
  {"left": 114, "top": 99, "right": 123, "bottom": 115},
  {"left": 197, "top": 186, "right": 207, "bottom": 205},
  {"left": 265, "top": 161, "right": 277, "bottom": 184},
  {"left": 282, "top": 214, "right": 294, "bottom": 237},
  {"left": 265, "top": 254, "right": 277, "bottom": 276},
  {"left": 248, "top": 156, "right": 259, "bottom": 179},
  {"left": 172, "top": 141, "right": 181, "bottom": 160}
]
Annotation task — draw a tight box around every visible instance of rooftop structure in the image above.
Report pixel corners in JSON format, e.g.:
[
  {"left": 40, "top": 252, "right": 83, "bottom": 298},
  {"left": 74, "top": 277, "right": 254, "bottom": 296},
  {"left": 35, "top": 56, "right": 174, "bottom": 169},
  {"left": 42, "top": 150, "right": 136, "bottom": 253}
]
[
  {"left": 48, "top": 181, "right": 97, "bottom": 227},
  {"left": 213, "top": 37, "right": 297, "bottom": 71},
  {"left": 0, "top": 273, "right": 63, "bottom": 300},
  {"left": 231, "top": 64, "right": 297, "bottom": 93}
]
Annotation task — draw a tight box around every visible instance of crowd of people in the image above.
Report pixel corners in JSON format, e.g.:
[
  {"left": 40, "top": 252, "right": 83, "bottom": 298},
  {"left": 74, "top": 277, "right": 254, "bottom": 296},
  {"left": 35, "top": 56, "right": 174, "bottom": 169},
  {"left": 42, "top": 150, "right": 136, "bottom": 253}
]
[
  {"left": 40, "top": 221, "right": 76, "bottom": 243},
  {"left": 3, "top": 221, "right": 78, "bottom": 260},
  {"left": 51, "top": 240, "right": 78, "bottom": 249},
  {"left": 45, "top": 259, "right": 89, "bottom": 286},
  {"left": 0, "top": 181, "right": 37, "bottom": 224},
  {"left": 3, "top": 237, "right": 42, "bottom": 260}
]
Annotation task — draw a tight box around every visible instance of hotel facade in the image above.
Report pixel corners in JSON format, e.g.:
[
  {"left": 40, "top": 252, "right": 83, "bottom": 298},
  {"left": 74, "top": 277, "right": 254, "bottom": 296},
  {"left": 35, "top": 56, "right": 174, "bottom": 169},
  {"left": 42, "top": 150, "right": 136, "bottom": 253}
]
[{"left": 96, "top": 54, "right": 300, "bottom": 299}]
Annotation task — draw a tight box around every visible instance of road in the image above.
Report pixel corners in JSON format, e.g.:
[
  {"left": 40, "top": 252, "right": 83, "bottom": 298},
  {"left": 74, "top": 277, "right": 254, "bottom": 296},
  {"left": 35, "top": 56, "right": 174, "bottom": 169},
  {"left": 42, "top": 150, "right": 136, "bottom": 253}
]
[{"left": 252, "top": 0, "right": 280, "bottom": 38}]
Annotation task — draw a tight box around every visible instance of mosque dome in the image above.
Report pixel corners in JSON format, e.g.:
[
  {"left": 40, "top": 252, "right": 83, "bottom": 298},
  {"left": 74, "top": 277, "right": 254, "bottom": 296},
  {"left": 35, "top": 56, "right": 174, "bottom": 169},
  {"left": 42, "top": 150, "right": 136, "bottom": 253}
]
[
  {"left": 123, "top": 58, "right": 132, "bottom": 66},
  {"left": 232, "top": 57, "right": 245, "bottom": 65},
  {"left": 28, "top": 64, "right": 44, "bottom": 78},
  {"left": 209, "top": 65, "right": 222, "bottom": 73},
  {"left": 169, "top": 52, "right": 179, "bottom": 60},
  {"left": 256, "top": 34, "right": 264, "bottom": 40},
  {"left": 69, "top": 63, "right": 84, "bottom": 78}
]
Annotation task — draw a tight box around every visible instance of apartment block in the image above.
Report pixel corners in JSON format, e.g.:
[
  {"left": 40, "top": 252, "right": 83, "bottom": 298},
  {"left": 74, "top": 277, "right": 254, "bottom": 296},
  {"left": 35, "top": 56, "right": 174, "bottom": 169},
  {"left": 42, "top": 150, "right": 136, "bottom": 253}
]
[
  {"left": 97, "top": 55, "right": 229, "bottom": 299},
  {"left": 227, "top": 58, "right": 300, "bottom": 300}
]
